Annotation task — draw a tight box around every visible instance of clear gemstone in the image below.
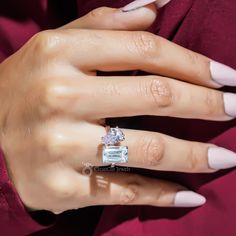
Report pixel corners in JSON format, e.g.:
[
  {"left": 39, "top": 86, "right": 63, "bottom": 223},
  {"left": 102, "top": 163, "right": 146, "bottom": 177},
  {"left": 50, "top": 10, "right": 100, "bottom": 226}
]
[
  {"left": 111, "top": 127, "right": 125, "bottom": 142},
  {"left": 101, "top": 134, "right": 118, "bottom": 145},
  {"left": 102, "top": 146, "right": 128, "bottom": 164},
  {"left": 102, "top": 127, "right": 125, "bottom": 145}
]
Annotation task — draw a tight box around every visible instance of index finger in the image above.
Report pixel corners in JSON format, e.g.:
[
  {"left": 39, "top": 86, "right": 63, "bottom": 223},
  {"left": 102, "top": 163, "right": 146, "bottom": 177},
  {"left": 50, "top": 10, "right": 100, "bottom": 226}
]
[{"left": 62, "top": 29, "right": 236, "bottom": 88}]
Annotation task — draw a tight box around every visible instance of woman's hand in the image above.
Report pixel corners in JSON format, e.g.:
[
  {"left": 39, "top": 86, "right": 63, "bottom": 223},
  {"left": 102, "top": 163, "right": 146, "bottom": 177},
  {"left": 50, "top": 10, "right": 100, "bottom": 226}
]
[{"left": 1, "top": 4, "right": 236, "bottom": 214}]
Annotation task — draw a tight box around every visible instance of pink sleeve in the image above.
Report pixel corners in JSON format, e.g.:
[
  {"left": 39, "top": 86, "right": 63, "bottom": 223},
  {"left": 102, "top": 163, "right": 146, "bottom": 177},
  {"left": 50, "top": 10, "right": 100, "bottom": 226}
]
[{"left": 0, "top": 148, "right": 47, "bottom": 235}]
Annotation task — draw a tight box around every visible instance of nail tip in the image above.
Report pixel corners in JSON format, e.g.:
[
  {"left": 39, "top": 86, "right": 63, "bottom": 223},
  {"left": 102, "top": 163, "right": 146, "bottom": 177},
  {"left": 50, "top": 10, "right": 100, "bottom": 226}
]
[
  {"left": 208, "top": 147, "right": 236, "bottom": 170},
  {"left": 198, "top": 195, "right": 207, "bottom": 205},
  {"left": 223, "top": 93, "right": 236, "bottom": 118},
  {"left": 174, "top": 191, "right": 206, "bottom": 207},
  {"left": 210, "top": 60, "right": 236, "bottom": 86}
]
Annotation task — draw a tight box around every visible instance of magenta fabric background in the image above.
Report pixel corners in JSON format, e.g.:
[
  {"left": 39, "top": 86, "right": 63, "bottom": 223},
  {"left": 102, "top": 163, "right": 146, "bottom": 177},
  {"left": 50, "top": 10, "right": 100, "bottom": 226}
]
[{"left": 0, "top": 0, "right": 236, "bottom": 235}]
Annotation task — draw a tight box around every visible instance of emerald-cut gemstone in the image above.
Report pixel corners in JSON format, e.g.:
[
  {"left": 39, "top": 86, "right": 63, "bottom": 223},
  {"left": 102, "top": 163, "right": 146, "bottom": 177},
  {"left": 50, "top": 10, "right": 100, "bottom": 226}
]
[{"left": 102, "top": 146, "right": 128, "bottom": 164}]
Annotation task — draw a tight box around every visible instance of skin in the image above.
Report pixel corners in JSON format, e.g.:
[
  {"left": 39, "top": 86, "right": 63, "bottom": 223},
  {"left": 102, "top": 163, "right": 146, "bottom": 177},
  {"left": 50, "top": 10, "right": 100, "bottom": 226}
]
[{"left": 0, "top": 5, "right": 232, "bottom": 214}]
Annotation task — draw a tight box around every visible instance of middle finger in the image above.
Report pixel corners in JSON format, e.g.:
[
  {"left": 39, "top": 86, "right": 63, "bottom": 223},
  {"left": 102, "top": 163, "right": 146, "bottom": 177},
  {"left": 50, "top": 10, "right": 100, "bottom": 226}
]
[{"left": 51, "top": 75, "right": 235, "bottom": 120}]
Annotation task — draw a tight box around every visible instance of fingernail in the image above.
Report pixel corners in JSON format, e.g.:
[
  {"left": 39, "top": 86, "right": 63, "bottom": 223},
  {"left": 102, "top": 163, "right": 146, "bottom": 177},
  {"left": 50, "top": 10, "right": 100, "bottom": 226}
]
[
  {"left": 224, "top": 93, "right": 236, "bottom": 117},
  {"left": 122, "top": 0, "right": 171, "bottom": 12},
  {"left": 210, "top": 61, "right": 236, "bottom": 86},
  {"left": 208, "top": 147, "right": 236, "bottom": 170},
  {"left": 174, "top": 191, "right": 206, "bottom": 207},
  {"left": 117, "top": 2, "right": 156, "bottom": 18}
]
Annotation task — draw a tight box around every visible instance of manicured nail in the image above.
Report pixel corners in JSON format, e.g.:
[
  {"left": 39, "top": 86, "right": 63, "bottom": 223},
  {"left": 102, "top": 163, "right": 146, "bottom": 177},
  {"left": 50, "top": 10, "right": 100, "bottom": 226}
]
[
  {"left": 210, "top": 61, "right": 236, "bottom": 86},
  {"left": 208, "top": 147, "right": 236, "bottom": 170},
  {"left": 122, "top": 0, "right": 171, "bottom": 12},
  {"left": 174, "top": 191, "right": 206, "bottom": 207},
  {"left": 224, "top": 93, "right": 236, "bottom": 117}
]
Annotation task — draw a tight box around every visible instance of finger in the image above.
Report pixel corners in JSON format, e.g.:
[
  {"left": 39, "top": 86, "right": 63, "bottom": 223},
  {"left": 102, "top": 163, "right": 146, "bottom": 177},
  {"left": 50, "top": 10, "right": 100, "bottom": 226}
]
[
  {"left": 77, "top": 172, "right": 206, "bottom": 208},
  {"left": 42, "top": 123, "right": 236, "bottom": 173},
  {"left": 48, "top": 76, "right": 235, "bottom": 121},
  {"left": 60, "top": 5, "right": 157, "bottom": 31},
  {"left": 63, "top": 29, "right": 236, "bottom": 88},
  {"left": 80, "top": 76, "right": 232, "bottom": 120},
  {"left": 120, "top": 129, "right": 236, "bottom": 172}
]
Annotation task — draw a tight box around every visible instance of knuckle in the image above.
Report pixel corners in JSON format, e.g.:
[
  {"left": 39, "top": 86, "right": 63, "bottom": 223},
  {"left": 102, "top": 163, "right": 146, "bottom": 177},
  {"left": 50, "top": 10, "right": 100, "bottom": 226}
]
[
  {"left": 152, "top": 182, "right": 177, "bottom": 206},
  {"left": 137, "top": 135, "right": 165, "bottom": 167},
  {"left": 204, "top": 90, "right": 223, "bottom": 116},
  {"left": 39, "top": 121, "right": 67, "bottom": 158},
  {"left": 39, "top": 82, "right": 65, "bottom": 117},
  {"left": 154, "top": 184, "right": 166, "bottom": 205},
  {"left": 186, "top": 51, "right": 203, "bottom": 79},
  {"left": 187, "top": 144, "right": 202, "bottom": 172},
  {"left": 130, "top": 32, "right": 159, "bottom": 59},
  {"left": 146, "top": 78, "right": 173, "bottom": 109},
  {"left": 32, "top": 30, "right": 63, "bottom": 57},
  {"left": 186, "top": 50, "right": 199, "bottom": 67},
  {"left": 120, "top": 184, "right": 139, "bottom": 204},
  {"left": 44, "top": 130, "right": 66, "bottom": 157},
  {"left": 120, "top": 176, "right": 141, "bottom": 204},
  {"left": 47, "top": 174, "right": 75, "bottom": 199},
  {"left": 88, "top": 7, "right": 110, "bottom": 19}
]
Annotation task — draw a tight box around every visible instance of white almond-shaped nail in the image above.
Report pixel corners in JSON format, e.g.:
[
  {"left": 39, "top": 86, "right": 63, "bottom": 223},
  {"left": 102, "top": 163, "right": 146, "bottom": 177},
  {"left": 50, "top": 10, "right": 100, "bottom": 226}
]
[
  {"left": 210, "top": 61, "right": 236, "bottom": 86},
  {"left": 223, "top": 93, "right": 236, "bottom": 117},
  {"left": 208, "top": 147, "right": 236, "bottom": 170},
  {"left": 174, "top": 191, "right": 206, "bottom": 207},
  {"left": 122, "top": 0, "right": 171, "bottom": 12}
]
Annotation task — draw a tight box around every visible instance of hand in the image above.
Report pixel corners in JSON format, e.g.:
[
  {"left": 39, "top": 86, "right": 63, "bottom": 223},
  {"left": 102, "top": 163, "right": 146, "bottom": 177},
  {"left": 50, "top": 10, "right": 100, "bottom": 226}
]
[{"left": 1, "top": 4, "right": 236, "bottom": 214}]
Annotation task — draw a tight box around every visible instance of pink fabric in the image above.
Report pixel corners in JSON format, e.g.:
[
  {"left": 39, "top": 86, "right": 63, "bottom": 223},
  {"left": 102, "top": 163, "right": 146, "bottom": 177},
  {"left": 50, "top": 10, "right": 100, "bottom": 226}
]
[{"left": 0, "top": 0, "right": 236, "bottom": 235}]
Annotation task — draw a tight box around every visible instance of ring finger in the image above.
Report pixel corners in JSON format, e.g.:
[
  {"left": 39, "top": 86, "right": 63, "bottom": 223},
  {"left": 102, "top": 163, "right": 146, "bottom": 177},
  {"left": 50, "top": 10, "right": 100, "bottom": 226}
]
[{"left": 42, "top": 122, "right": 236, "bottom": 173}]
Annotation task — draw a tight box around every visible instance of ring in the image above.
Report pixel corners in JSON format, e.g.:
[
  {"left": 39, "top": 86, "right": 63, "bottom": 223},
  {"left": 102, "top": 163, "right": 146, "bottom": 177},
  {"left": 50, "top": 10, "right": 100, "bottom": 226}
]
[{"left": 101, "top": 126, "right": 128, "bottom": 164}]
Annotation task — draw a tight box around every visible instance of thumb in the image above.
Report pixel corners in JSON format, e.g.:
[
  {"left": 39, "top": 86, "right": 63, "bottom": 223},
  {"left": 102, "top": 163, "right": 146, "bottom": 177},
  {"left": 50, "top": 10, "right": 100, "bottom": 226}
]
[{"left": 60, "top": 4, "right": 157, "bottom": 31}]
